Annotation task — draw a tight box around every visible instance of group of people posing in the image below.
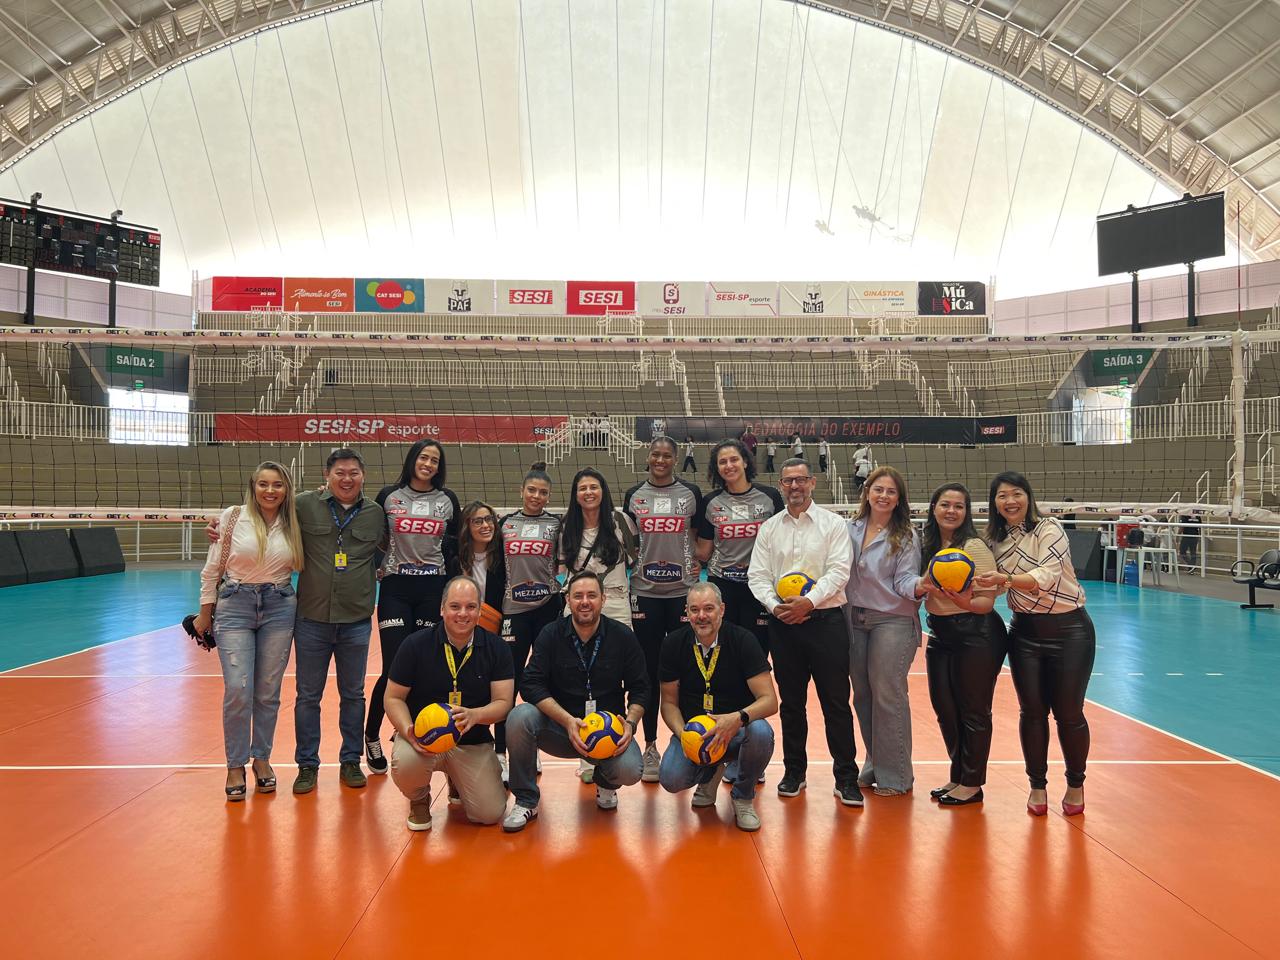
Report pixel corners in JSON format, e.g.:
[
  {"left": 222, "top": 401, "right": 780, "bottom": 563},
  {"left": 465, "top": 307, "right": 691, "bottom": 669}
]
[{"left": 196, "top": 435, "right": 1095, "bottom": 833}]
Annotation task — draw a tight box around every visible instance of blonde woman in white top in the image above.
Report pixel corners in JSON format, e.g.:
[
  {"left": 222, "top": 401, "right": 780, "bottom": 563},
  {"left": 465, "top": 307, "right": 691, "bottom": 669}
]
[
  {"left": 196, "top": 461, "right": 305, "bottom": 800},
  {"left": 975, "top": 471, "right": 1094, "bottom": 818}
]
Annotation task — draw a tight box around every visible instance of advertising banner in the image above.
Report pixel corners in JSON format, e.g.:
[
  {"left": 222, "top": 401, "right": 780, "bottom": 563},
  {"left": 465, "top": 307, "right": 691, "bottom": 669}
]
[
  {"left": 917, "top": 281, "right": 986, "bottom": 316},
  {"left": 496, "top": 279, "right": 567, "bottom": 315},
  {"left": 210, "top": 277, "right": 283, "bottom": 311},
  {"left": 423, "top": 279, "right": 489, "bottom": 314},
  {"left": 282, "top": 277, "right": 355, "bottom": 313},
  {"left": 707, "top": 282, "right": 779, "bottom": 317},
  {"left": 354, "top": 278, "right": 424, "bottom": 313},
  {"left": 566, "top": 280, "right": 636, "bottom": 316},
  {"left": 848, "top": 282, "right": 918, "bottom": 317},
  {"left": 634, "top": 415, "right": 1018, "bottom": 446},
  {"left": 214, "top": 414, "right": 568, "bottom": 444},
  {"left": 637, "top": 281, "right": 706, "bottom": 317},
  {"left": 779, "top": 281, "right": 849, "bottom": 316}
]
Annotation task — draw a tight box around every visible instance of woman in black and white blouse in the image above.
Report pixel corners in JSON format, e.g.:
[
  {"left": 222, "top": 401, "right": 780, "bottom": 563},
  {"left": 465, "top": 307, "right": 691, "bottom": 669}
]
[{"left": 975, "top": 471, "right": 1094, "bottom": 818}]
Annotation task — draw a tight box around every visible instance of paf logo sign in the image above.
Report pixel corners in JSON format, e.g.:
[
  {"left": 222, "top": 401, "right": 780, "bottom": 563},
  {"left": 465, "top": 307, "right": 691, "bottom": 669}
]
[{"left": 355, "top": 278, "right": 423, "bottom": 313}]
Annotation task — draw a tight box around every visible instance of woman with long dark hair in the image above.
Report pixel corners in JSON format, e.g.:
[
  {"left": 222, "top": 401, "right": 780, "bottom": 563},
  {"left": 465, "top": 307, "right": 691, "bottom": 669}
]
[
  {"left": 844, "top": 465, "right": 927, "bottom": 796},
  {"left": 447, "top": 500, "right": 506, "bottom": 615},
  {"left": 919, "top": 483, "right": 1008, "bottom": 806},
  {"left": 975, "top": 471, "right": 1094, "bottom": 817},
  {"left": 559, "top": 468, "right": 636, "bottom": 623},
  {"left": 365, "top": 440, "right": 460, "bottom": 775},
  {"left": 696, "top": 439, "right": 782, "bottom": 654}
]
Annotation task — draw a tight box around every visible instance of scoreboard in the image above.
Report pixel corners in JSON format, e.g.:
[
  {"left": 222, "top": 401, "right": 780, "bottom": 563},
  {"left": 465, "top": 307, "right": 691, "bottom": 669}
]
[{"left": 0, "top": 200, "right": 161, "bottom": 287}]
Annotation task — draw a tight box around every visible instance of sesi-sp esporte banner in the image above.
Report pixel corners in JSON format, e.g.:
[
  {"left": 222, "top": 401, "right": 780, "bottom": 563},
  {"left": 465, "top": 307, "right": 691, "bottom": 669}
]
[{"left": 214, "top": 414, "right": 568, "bottom": 444}]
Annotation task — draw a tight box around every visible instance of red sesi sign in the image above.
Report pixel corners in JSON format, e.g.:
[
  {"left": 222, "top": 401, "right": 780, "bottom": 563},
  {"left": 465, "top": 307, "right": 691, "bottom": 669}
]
[
  {"left": 213, "top": 414, "right": 567, "bottom": 444},
  {"left": 394, "top": 517, "right": 445, "bottom": 536},
  {"left": 506, "top": 540, "right": 554, "bottom": 556},
  {"left": 566, "top": 280, "right": 636, "bottom": 316}
]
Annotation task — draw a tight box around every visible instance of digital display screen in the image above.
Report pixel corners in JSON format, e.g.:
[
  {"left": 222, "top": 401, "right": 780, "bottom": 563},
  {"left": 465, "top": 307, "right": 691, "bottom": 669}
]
[{"left": 0, "top": 200, "right": 160, "bottom": 286}]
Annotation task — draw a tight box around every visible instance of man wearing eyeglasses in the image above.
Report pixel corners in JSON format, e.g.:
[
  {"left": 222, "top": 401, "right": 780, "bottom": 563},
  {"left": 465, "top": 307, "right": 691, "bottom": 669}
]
[{"left": 747, "top": 458, "right": 862, "bottom": 806}]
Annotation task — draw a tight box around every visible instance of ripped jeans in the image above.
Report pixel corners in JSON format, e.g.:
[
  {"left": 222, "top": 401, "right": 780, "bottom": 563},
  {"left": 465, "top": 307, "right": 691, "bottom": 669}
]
[{"left": 213, "top": 581, "right": 296, "bottom": 768}]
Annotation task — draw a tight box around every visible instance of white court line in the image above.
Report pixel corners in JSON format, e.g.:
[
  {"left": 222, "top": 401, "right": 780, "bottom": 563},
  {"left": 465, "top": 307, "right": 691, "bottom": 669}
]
[
  {"left": 0, "top": 759, "right": 1239, "bottom": 772},
  {"left": 0, "top": 630, "right": 159, "bottom": 675}
]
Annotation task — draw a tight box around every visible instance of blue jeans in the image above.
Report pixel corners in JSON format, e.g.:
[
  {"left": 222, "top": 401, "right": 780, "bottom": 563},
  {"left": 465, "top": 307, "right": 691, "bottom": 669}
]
[
  {"left": 293, "top": 616, "right": 372, "bottom": 766},
  {"left": 658, "top": 719, "right": 774, "bottom": 801},
  {"left": 213, "top": 582, "right": 296, "bottom": 768},
  {"left": 505, "top": 703, "right": 643, "bottom": 808},
  {"left": 848, "top": 608, "right": 920, "bottom": 793}
]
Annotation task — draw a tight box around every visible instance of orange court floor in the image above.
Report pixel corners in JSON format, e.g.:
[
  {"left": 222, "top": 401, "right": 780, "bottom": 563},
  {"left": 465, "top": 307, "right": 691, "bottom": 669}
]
[{"left": 1, "top": 627, "right": 1278, "bottom": 960}]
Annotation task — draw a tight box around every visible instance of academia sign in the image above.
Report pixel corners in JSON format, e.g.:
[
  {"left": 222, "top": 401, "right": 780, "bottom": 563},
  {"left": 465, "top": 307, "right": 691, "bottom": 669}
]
[{"left": 1091, "top": 349, "right": 1152, "bottom": 379}]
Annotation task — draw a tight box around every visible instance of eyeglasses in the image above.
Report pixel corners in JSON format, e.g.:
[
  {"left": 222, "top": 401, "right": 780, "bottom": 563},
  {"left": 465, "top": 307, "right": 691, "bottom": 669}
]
[
  {"left": 779, "top": 477, "right": 813, "bottom": 486},
  {"left": 470, "top": 516, "right": 496, "bottom": 526}
]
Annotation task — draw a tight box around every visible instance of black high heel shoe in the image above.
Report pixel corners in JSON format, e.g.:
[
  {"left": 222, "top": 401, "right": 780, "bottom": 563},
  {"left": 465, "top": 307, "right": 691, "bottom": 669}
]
[
  {"left": 225, "top": 766, "right": 247, "bottom": 802},
  {"left": 253, "top": 762, "right": 277, "bottom": 794},
  {"left": 939, "top": 788, "right": 983, "bottom": 807}
]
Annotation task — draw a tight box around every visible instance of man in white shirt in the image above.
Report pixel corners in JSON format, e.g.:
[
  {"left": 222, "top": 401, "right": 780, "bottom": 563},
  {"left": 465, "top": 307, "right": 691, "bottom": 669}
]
[{"left": 747, "top": 458, "right": 862, "bottom": 806}]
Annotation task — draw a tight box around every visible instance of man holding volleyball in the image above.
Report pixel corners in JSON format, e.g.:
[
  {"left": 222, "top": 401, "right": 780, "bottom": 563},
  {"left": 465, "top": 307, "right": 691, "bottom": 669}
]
[
  {"left": 383, "top": 576, "right": 514, "bottom": 832},
  {"left": 657, "top": 582, "right": 778, "bottom": 831},
  {"left": 502, "top": 571, "right": 649, "bottom": 832},
  {"left": 747, "top": 459, "right": 861, "bottom": 805}
]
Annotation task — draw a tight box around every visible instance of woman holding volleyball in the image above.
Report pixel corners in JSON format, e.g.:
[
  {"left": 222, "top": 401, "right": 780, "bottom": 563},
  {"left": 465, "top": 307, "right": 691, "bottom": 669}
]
[
  {"left": 365, "top": 439, "right": 461, "bottom": 775},
  {"left": 918, "top": 483, "right": 1008, "bottom": 806},
  {"left": 194, "top": 461, "right": 305, "bottom": 800},
  {"left": 696, "top": 439, "right": 783, "bottom": 655},
  {"left": 844, "top": 465, "right": 928, "bottom": 796},
  {"left": 975, "top": 471, "right": 1094, "bottom": 817}
]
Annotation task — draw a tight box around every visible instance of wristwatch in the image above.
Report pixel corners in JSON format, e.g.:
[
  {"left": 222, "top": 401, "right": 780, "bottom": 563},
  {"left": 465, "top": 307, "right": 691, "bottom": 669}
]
[
  {"left": 738, "top": 709, "right": 750, "bottom": 727},
  {"left": 624, "top": 718, "right": 637, "bottom": 733}
]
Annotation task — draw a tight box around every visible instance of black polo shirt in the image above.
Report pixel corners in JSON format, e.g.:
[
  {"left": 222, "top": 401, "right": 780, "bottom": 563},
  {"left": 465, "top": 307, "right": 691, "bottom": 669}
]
[
  {"left": 388, "top": 624, "right": 514, "bottom": 745},
  {"left": 659, "top": 622, "right": 770, "bottom": 721},
  {"left": 521, "top": 614, "right": 651, "bottom": 720}
]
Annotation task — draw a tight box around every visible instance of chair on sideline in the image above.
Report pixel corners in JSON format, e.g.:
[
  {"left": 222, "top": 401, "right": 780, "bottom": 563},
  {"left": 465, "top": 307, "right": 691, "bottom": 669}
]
[{"left": 1230, "top": 549, "right": 1280, "bottom": 610}]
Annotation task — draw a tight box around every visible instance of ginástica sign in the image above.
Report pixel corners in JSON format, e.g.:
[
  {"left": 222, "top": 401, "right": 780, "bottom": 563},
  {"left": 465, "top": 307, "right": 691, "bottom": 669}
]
[
  {"left": 1091, "top": 349, "right": 1151, "bottom": 378},
  {"left": 108, "top": 347, "right": 165, "bottom": 378}
]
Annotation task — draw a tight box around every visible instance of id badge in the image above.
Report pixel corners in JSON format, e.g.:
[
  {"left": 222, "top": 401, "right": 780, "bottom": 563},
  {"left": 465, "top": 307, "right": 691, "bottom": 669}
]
[
  {"left": 448, "top": 691, "right": 462, "bottom": 707},
  {"left": 584, "top": 699, "right": 597, "bottom": 716},
  {"left": 703, "top": 693, "right": 714, "bottom": 712},
  {"left": 334, "top": 552, "right": 348, "bottom": 570}
]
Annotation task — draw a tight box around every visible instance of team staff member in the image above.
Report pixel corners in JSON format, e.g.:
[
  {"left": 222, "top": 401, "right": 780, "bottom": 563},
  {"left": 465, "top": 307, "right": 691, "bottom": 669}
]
[
  {"left": 383, "top": 577, "right": 513, "bottom": 832},
  {"left": 765, "top": 438, "right": 778, "bottom": 473},
  {"left": 212, "top": 448, "right": 385, "bottom": 794},
  {"left": 502, "top": 572, "right": 648, "bottom": 832},
  {"left": 747, "top": 458, "right": 862, "bottom": 806},
  {"left": 975, "top": 472, "right": 1095, "bottom": 817},
  {"left": 365, "top": 440, "right": 461, "bottom": 775},
  {"left": 919, "top": 483, "right": 1007, "bottom": 807},
  {"left": 447, "top": 500, "right": 506, "bottom": 615},
  {"left": 657, "top": 583, "right": 778, "bottom": 832},
  {"left": 495, "top": 463, "right": 563, "bottom": 774},
  {"left": 696, "top": 439, "right": 783, "bottom": 656},
  {"left": 624, "top": 436, "right": 705, "bottom": 783}
]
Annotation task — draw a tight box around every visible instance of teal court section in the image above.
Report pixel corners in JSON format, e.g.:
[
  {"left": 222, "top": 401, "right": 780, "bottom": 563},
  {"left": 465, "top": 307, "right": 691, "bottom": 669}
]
[{"left": 2, "top": 571, "right": 1276, "bottom": 775}]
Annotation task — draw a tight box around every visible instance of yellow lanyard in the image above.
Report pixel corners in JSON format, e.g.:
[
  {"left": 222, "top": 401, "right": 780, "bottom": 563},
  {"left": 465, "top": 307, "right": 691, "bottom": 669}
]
[
  {"left": 693, "top": 640, "right": 720, "bottom": 696},
  {"left": 443, "top": 640, "right": 474, "bottom": 694}
]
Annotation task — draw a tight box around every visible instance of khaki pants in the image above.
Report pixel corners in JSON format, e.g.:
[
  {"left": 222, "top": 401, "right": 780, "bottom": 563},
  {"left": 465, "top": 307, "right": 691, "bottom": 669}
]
[{"left": 390, "top": 736, "right": 507, "bottom": 825}]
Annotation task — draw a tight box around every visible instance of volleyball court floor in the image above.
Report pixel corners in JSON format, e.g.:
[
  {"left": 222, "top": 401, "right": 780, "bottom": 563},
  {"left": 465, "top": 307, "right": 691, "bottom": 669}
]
[{"left": 1, "top": 574, "right": 1277, "bottom": 959}]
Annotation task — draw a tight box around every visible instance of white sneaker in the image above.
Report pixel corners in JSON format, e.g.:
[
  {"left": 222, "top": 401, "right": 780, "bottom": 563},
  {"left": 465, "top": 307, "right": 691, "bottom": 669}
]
[
  {"left": 596, "top": 786, "right": 619, "bottom": 810},
  {"left": 498, "top": 752, "right": 509, "bottom": 784},
  {"left": 578, "top": 757, "right": 594, "bottom": 784},
  {"left": 502, "top": 803, "right": 538, "bottom": 833},
  {"left": 692, "top": 765, "right": 724, "bottom": 808},
  {"left": 732, "top": 797, "right": 761, "bottom": 832},
  {"left": 641, "top": 742, "right": 660, "bottom": 783}
]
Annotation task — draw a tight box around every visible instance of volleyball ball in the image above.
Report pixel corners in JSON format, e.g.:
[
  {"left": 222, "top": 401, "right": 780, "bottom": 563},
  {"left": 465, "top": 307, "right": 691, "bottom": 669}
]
[
  {"left": 929, "top": 549, "right": 976, "bottom": 593},
  {"left": 413, "top": 702, "right": 461, "bottom": 754},
  {"left": 776, "top": 571, "right": 816, "bottom": 600},
  {"left": 681, "top": 714, "right": 727, "bottom": 766},
  {"left": 579, "top": 711, "right": 627, "bottom": 760},
  {"left": 478, "top": 602, "right": 502, "bottom": 634}
]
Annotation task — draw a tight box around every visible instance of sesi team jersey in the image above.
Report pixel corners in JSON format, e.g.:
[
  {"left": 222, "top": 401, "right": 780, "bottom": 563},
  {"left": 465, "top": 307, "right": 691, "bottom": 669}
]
[
  {"left": 500, "top": 510, "right": 562, "bottom": 615},
  {"left": 378, "top": 485, "right": 460, "bottom": 577},
  {"left": 623, "top": 478, "right": 704, "bottom": 598},
  {"left": 698, "top": 484, "right": 784, "bottom": 583}
]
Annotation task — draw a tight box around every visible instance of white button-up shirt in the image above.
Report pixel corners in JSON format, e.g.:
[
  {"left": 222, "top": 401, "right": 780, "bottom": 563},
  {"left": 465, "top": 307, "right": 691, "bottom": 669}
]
[
  {"left": 200, "top": 506, "right": 297, "bottom": 604},
  {"left": 748, "top": 501, "right": 852, "bottom": 611}
]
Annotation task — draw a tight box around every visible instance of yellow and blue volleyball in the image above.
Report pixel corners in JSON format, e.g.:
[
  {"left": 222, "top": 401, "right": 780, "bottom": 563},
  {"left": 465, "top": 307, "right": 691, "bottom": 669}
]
[
  {"left": 776, "top": 571, "right": 816, "bottom": 600},
  {"left": 929, "top": 549, "right": 976, "bottom": 593},
  {"left": 413, "top": 702, "right": 461, "bottom": 754},
  {"left": 680, "top": 714, "right": 727, "bottom": 766},
  {"left": 579, "top": 711, "right": 626, "bottom": 760}
]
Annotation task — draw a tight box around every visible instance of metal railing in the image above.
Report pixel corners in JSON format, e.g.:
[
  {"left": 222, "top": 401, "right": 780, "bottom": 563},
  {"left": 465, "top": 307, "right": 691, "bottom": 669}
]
[
  {"left": 946, "top": 351, "right": 1080, "bottom": 389},
  {"left": 321, "top": 355, "right": 645, "bottom": 390},
  {"left": 537, "top": 415, "right": 641, "bottom": 466},
  {"left": 36, "top": 342, "right": 68, "bottom": 405}
]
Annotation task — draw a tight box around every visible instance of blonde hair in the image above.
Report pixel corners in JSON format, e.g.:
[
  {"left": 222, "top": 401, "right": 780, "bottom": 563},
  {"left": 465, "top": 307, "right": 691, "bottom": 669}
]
[
  {"left": 243, "top": 461, "right": 305, "bottom": 571},
  {"left": 855, "top": 465, "right": 914, "bottom": 556}
]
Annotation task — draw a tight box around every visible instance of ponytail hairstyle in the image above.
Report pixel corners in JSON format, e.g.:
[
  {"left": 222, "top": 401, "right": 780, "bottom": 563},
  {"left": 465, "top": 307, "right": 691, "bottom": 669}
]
[
  {"left": 524, "top": 461, "right": 551, "bottom": 486},
  {"left": 394, "top": 439, "right": 446, "bottom": 491}
]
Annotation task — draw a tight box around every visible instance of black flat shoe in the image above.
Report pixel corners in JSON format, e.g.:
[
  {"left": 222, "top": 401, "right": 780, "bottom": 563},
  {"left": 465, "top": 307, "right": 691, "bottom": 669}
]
[
  {"left": 939, "top": 788, "right": 983, "bottom": 806},
  {"left": 225, "top": 767, "right": 247, "bottom": 802},
  {"left": 930, "top": 784, "right": 957, "bottom": 800},
  {"left": 253, "top": 763, "right": 277, "bottom": 794}
]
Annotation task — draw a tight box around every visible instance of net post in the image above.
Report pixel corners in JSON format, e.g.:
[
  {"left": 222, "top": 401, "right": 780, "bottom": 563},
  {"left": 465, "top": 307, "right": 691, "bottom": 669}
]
[{"left": 1231, "top": 329, "right": 1246, "bottom": 517}]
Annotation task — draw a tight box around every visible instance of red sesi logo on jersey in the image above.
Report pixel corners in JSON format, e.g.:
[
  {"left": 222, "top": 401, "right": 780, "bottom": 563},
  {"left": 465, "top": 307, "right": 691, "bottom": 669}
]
[
  {"left": 394, "top": 517, "right": 444, "bottom": 535},
  {"left": 718, "top": 522, "right": 760, "bottom": 539},
  {"left": 506, "top": 540, "right": 553, "bottom": 556},
  {"left": 639, "top": 517, "right": 687, "bottom": 533}
]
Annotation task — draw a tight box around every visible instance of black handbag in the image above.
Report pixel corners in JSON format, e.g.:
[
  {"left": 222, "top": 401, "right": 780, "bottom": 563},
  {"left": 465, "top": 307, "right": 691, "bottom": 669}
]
[{"left": 182, "top": 507, "right": 241, "bottom": 651}]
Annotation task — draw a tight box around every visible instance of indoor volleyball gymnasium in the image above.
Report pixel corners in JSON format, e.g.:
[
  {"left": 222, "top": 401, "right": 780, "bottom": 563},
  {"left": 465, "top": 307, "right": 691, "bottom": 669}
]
[{"left": 0, "top": 1, "right": 1278, "bottom": 958}]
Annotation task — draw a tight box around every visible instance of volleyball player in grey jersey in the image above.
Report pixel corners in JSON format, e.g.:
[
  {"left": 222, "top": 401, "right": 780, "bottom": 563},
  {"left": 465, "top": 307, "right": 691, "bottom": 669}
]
[
  {"left": 365, "top": 440, "right": 460, "bottom": 773},
  {"left": 696, "top": 439, "right": 783, "bottom": 655},
  {"left": 622, "top": 437, "right": 705, "bottom": 777}
]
